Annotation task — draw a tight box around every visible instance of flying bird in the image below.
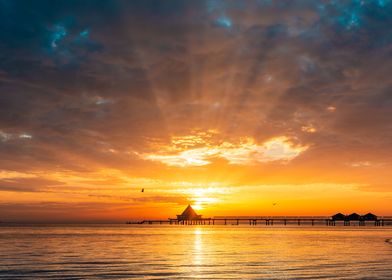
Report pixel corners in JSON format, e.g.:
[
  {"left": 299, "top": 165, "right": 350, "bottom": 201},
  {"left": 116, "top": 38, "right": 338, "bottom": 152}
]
[
  {"left": 141, "top": 188, "right": 144, "bottom": 193},
  {"left": 272, "top": 203, "right": 277, "bottom": 206}
]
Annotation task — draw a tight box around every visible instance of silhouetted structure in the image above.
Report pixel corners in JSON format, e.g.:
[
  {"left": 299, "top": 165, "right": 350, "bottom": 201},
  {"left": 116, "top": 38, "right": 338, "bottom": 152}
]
[
  {"left": 327, "top": 212, "right": 382, "bottom": 226},
  {"left": 332, "top": 213, "right": 345, "bottom": 221},
  {"left": 362, "top": 213, "right": 377, "bottom": 221},
  {"left": 347, "top": 213, "right": 361, "bottom": 221},
  {"left": 176, "top": 205, "right": 202, "bottom": 221},
  {"left": 128, "top": 210, "right": 389, "bottom": 227},
  {"left": 332, "top": 212, "right": 378, "bottom": 222}
]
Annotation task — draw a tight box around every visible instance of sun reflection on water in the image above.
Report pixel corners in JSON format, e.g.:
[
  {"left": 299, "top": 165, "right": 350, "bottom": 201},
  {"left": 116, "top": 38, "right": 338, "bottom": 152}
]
[{"left": 193, "top": 228, "right": 203, "bottom": 267}]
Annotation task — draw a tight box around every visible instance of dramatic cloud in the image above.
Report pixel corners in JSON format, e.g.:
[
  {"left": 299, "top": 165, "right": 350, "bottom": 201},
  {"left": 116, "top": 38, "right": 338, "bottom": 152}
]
[
  {"left": 1, "top": 0, "right": 392, "bottom": 220},
  {"left": 143, "top": 134, "right": 308, "bottom": 167}
]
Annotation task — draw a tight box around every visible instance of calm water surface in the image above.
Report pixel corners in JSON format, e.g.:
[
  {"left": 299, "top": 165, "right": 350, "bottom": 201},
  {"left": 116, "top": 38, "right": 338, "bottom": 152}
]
[{"left": 1, "top": 225, "right": 392, "bottom": 279}]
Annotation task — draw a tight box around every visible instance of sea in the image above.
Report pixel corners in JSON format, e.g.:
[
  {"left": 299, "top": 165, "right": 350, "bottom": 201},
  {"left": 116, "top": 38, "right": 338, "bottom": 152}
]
[{"left": 1, "top": 224, "right": 392, "bottom": 279}]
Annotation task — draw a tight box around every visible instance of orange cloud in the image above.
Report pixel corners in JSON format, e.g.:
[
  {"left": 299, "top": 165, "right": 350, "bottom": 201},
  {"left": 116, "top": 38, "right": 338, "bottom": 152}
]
[{"left": 143, "top": 134, "right": 308, "bottom": 167}]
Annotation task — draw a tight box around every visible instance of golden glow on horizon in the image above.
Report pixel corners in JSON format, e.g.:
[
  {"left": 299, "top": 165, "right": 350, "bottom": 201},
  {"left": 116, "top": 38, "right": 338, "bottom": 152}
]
[
  {"left": 177, "top": 187, "right": 225, "bottom": 210},
  {"left": 1, "top": 128, "right": 392, "bottom": 221}
]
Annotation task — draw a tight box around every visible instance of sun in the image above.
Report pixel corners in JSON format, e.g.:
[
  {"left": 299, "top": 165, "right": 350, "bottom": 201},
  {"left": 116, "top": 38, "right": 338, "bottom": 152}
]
[{"left": 185, "top": 188, "right": 223, "bottom": 210}]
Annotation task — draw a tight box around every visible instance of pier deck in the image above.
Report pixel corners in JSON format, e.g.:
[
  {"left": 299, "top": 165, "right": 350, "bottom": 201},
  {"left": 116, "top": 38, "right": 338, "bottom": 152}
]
[{"left": 127, "top": 216, "right": 392, "bottom": 226}]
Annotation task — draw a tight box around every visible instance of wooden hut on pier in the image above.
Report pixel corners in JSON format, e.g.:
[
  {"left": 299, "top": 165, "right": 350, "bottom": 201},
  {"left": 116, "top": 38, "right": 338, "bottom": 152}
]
[
  {"left": 362, "top": 213, "right": 377, "bottom": 221},
  {"left": 332, "top": 213, "right": 346, "bottom": 221},
  {"left": 347, "top": 213, "right": 361, "bottom": 221}
]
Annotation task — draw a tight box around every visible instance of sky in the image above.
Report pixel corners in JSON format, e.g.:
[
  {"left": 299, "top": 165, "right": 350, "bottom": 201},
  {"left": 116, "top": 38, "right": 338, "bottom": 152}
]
[{"left": 1, "top": 0, "right": 392, "bottom": 222}]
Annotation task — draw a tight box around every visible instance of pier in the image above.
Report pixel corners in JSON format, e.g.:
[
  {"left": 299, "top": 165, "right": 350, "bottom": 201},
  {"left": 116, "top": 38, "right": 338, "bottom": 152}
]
[
  {"left": 126, "top": 206, "right": 392, "bottom": 226},
  {"left": 128, "top": 216, "right": 392, "bottom": 226}
]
